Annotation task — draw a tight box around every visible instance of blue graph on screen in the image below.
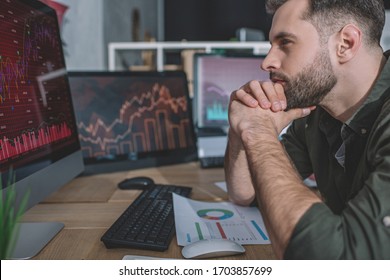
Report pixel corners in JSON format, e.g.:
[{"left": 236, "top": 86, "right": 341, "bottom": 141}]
[{"left": 206, "top": 102, "right": 228, "bottom": 121}]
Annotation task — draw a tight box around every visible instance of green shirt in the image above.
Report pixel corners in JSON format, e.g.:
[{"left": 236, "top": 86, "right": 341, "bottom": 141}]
[{"left": 281, "top": 52, "right": 390, "bottom": 259}]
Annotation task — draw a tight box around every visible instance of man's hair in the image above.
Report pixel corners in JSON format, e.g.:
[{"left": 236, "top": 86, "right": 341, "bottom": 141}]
[{"left": 266, "top": 0, "right": 385, "bottom": 46}]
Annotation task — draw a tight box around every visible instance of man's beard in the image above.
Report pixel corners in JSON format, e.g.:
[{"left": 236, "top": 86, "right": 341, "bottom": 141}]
[{"left": 271, "top": 49, "right": 337, "bottom": 110}]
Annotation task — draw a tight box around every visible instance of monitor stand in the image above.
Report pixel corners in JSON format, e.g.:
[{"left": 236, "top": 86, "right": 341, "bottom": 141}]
[{"left": 11, "top": 222, "right": 64, "bottom": 259}]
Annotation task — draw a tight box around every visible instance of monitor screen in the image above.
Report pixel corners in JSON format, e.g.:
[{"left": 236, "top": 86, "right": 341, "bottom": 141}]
[
  {"left": 193, "top": 53, "right": 269, "bottom": 128},
  {"left": 0, "top": 0, "right": 84, "bottom": 259},
  {"left": 68, "top": 71, "right": 197, "bottom": 174}
]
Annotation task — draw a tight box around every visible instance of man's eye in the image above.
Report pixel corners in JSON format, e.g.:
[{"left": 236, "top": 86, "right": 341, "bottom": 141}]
[{"left": 280, "top": 39, "right": 292, "bottom": 46}]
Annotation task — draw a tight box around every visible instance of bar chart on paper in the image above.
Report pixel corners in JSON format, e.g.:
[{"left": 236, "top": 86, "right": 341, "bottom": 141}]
[{"left": 173, "top": 194, "right": 271, "bottom": 246}]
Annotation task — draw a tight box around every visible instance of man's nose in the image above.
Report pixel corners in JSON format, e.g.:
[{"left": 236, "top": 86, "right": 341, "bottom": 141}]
[{"left": 261, "top": 48, "right": 281, "bottom": 72}]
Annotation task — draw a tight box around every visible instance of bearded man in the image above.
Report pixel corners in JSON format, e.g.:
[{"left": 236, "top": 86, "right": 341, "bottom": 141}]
[{"left": 225, "top": 0, "right": 390, "bottom": 259}]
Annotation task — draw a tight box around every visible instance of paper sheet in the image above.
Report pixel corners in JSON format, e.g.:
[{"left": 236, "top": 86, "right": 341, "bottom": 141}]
[
  {"left": 173, "top": 193, "right": 271, "bottom": 246},
  {"left": 214, "top": 181, "right": 227, "bottom": 192}
]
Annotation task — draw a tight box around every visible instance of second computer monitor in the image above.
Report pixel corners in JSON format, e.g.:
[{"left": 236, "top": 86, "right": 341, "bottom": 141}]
[
  {"left": 193, "top": 53, "right": 269, "bottom": 128},
  {"left": 68, "top": 71, "right": 197, "bottom": 174}
]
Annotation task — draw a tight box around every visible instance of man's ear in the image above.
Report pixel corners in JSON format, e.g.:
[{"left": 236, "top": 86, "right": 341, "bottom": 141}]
[{"left": 336, "top": 24, "right": 362, "bottom": 63}]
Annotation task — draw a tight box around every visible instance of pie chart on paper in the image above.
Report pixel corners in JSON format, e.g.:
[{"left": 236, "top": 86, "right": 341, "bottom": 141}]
[{"left": 197, "top": 209, "right": 234, "bottom": 220}]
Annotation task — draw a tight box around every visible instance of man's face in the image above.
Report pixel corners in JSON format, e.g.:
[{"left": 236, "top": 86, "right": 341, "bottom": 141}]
[
  {"left": 262, "top": 0, "right": 337, "bottom": 109},
  {"left": 271, "top": 48, "right": 337, "bottom": 109}
]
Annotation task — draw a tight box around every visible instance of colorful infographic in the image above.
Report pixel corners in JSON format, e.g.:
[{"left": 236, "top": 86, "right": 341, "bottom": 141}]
[{"left": 173, "top": 193, "right": 270, "bottom": 246}]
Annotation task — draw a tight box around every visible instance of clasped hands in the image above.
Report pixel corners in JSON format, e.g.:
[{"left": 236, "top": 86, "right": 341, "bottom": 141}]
[{"left": 228, "top": 80, "right": 315, "bottom": 143}]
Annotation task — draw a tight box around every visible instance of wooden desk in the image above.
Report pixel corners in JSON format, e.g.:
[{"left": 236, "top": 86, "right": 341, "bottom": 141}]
[{"left": 22, "top": 162, "right": 276, "bottom": 260}]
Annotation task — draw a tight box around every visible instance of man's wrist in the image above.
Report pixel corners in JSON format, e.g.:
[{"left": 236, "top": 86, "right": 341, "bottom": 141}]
[
  {"left": 241, "top": 125, "right": 280, "bottom": 149},
  {"left": 228, "top": 129, "right": 245, "bottom": 154}
]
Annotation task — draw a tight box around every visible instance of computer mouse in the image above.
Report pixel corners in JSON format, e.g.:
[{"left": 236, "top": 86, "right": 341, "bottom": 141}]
[
  {"left": 181, "top": 239, "right": 245, "bottom": 259},
  {"left": 118, "top": 176, "right": 155, "bottom": 189}
]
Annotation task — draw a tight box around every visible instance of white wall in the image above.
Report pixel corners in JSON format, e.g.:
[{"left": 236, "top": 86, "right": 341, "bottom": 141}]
[
  {"left": 56, "top": 0, "right": 158, "bottom": 70},
  {"left": 57, "top": 0, "right": 105, "bottom": 70}
]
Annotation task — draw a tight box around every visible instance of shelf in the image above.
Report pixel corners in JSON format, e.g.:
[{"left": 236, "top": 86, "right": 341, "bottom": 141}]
[{"left": 108, "top": 41, "right": 271, "bottom": 71}]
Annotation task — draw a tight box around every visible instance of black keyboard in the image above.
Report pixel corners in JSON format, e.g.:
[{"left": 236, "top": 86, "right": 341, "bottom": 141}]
[
  {"left": 200, "top": 156, "right": 224, "bottom": 168},
  {"left": 101, "top": 184, "right": 192, "bottom": 251}
]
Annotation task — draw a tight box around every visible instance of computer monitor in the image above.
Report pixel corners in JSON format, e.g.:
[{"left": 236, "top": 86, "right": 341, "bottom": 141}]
[
  {"left": 0, "top": 0, "right": 84, "bottom": 259},
  {"left": 67, "top": 71, "right": 197, "bottom": 174},
  {"left": 193, "top": 53, "right": 269, "bottom": 129}
]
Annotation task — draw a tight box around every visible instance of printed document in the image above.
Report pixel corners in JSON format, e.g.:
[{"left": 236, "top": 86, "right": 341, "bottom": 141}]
[{"left": 173, "top": 193, "right": 271, "bottom": 246}]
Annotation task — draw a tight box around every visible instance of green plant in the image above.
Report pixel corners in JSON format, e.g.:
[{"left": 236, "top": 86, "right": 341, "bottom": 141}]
[{"left": 0, "top": 170, "right": 29, "bottom": 259}]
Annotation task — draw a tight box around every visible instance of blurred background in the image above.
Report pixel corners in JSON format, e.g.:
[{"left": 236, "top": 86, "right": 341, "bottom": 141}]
[{"left": 46, "top": 0, "right": 390, "bottom": 71}]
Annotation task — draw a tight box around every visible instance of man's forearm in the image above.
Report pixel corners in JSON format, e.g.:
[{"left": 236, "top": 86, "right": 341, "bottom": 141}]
[
  {"left": 243, "top": 129, "right": 322, "bottom": 258},
  {"left": 224, "top": 130, "right": 256, "bottom": 205}
]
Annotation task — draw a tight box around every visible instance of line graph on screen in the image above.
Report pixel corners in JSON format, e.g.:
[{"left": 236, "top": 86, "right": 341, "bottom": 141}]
[{"left": 73, "top": 81, "right": 194, "bottom": 159}]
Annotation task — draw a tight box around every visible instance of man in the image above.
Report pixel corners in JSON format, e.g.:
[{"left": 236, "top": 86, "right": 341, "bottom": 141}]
[{"left": 225, "top": 0, "right": 390, "bottom": 259}]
